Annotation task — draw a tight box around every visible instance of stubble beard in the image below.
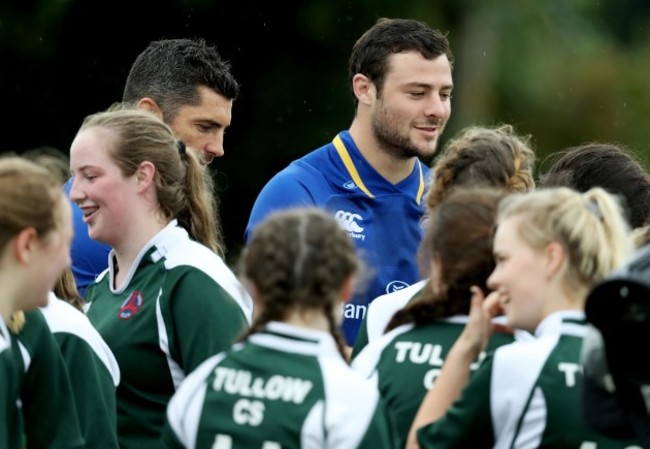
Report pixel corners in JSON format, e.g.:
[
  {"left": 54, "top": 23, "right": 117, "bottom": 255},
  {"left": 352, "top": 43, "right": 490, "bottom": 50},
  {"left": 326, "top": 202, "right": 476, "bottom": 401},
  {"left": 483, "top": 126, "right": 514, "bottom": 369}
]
[{"left": 371, "top": 104, "right": 441, "bottom": 161}]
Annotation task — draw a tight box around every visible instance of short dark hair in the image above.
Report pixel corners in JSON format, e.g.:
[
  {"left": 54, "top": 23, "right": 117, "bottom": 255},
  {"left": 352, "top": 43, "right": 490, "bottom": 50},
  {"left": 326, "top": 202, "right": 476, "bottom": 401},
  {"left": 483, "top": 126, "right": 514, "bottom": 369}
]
[
  {"left": 540, "top": 143, "right": 650, "bottom": 228},
  {"left": 122, "top": 38, "right": 239, "bottom": 123},
  {"left": 348, "top": 17, "right": 453, "bottom": 108}
]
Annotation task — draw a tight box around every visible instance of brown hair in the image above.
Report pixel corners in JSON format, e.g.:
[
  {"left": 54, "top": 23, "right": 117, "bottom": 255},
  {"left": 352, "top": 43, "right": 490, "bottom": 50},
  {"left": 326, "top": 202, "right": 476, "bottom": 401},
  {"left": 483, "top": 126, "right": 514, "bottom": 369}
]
[
  {"left": 79, "top": 107, "right": 224, "bottom": 255},
  {"left": 540, "top": 143, "right": 650, "bottom": 229},
  {"left": 349, "top": 17, "right": 453, "bottom": 109},
  {"left": 427, "top": 124, "right": 536, "bottom": 213},
  {"left": 387, "top": 188, "right": 504, "bottom": 331},
  {"left": 54, "top": 267, "right": 85, "bottom": 312},
  {"left": 240, "top": 208, "right": 360, "bottom": 359}
]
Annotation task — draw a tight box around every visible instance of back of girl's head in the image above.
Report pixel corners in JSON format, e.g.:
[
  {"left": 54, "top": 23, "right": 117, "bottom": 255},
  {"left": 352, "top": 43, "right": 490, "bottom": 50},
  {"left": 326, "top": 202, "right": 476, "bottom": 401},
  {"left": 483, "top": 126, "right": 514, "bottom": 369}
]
[
  {"left": 498, "top": 187, "right": 634, "bottom": 292},
  {"left": 387, "top": 188, "right": 505, "bottom": 331},
  {"left": 241, "top": 207, "right": 359, "bottom": 355},
  {"left": 427, "top": 124, "right": 536, "bottom": 212},
  {"left": 22, "top": 146, "right": 70, "bottom": 185},
  {"left": 0, "top": 156, "right": 63, "bottom": 252},
  {"left": 540, "top": 143, "right": 650, "bottom": 229},
  {"left": 80, "top": 106, "right": 223, "bottom": 255}
]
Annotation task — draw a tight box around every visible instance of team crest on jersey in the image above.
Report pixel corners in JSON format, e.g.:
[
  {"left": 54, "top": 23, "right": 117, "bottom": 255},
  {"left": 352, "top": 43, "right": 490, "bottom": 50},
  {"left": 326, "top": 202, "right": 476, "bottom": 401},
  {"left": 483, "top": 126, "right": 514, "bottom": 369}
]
[{"left": 118, "top": 291, "right": 144, "bottom": 319}]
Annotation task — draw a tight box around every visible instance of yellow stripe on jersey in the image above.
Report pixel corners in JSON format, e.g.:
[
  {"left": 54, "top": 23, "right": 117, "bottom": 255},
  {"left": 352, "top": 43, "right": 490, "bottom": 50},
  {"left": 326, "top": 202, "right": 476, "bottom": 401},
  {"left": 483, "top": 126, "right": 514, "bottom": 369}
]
[
  {"left": 333, "top": 134, "right": 374, "bottom": 198},
  {"left": 416, "top": 160, "right": 425, "bottom": 205},
  {"left": 333, "top": 133, "right": 426, "bottom": 204}
]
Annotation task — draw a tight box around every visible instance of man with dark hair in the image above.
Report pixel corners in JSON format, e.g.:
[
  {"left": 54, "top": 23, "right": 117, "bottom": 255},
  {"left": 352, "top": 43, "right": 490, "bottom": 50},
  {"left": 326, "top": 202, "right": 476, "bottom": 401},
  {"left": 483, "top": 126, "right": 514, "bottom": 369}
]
[
  {"left": 245, "top": 18, "right": 454, "bottom": 348},
  {"left": 65, "top": 38, "right": 239, "bottom": 297},
  {"left": 122, "top": 38, "right": 239, "bottom": 166}
]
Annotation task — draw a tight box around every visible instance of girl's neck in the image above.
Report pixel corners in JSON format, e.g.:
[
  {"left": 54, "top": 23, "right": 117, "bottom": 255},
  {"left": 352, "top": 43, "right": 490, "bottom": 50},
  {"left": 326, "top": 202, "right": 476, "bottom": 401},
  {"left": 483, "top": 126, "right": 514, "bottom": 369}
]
[
  {"left": 283, "top": 308, "right": 330, "bottom": 332},
  {"left": 112, "top": 219, "right": 170, "bottom": 289},
  {"left": 0, "top": 271, "right": 21, "bottom": 324}
]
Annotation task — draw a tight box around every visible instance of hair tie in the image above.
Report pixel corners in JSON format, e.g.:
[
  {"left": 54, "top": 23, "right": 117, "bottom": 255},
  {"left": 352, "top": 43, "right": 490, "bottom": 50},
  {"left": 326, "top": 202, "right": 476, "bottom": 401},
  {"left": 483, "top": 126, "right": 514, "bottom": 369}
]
[
  {"left": 177, "top": 140, "right": 186, "bottom": 156},
  {"left": 586, "top": 198, "right": 603, "bottom": 221}
]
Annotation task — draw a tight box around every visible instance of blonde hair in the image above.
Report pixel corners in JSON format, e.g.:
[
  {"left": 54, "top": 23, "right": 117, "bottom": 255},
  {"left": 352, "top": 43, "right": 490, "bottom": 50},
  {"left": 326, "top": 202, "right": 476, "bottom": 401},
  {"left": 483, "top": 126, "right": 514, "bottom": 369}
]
[
  {"left": 54, "top": 267, "right": 85, "bottom": 312},
  {"left": 0, "top": 157, "right": 67, "bottom": 333},
  {"left": 498, "top": 187, "right": 633, "bottom": 293},
  {"left": 0, "top": 157, "right": 64, "bottom": 251}
]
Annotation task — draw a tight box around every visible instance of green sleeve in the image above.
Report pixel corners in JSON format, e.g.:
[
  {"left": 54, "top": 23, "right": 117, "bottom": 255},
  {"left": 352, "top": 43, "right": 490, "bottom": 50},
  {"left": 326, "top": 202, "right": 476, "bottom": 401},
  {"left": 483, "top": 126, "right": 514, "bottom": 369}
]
[
  {"left": 165, "top": 269, "right": 249, "bottom": 373},
  {"left": 356, "top": 397, "right": 400, "bottom": 449},
  {"left": 1, "top": 343, "right": 23, "bottom": 449},
  {"left": 160, "top": 420, "right": 186, "bottom": 449},
  {"left": 15, "top": 310, "right": 85, "bottom": 449},
  {"left": 55, "top": 332, "right": 119, "bottom": 449},
  {"left": 350, "top": 314, "right": 370, "bottom": 360},
  {"left": 417, "top": 356, "right": 496, "bottom": 449}
]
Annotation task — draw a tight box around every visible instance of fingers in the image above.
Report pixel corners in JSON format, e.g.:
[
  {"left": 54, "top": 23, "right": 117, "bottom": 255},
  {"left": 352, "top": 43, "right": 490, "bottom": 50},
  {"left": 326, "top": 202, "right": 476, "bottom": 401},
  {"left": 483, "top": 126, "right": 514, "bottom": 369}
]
[
  {"left": 483, "top": 291, "right": 505, "bottom": 317},
  {"left": 483, "top": 291, "right": 512, "bottom": 335},
  {"left": 468, "top": 287, "right": 513, "bottom": 337},
  {"left": 469, "top": 286, "right": 485, "bottom": 316},
  {"left": 469, "top": 286, "right": 485, "bottom": 302}
]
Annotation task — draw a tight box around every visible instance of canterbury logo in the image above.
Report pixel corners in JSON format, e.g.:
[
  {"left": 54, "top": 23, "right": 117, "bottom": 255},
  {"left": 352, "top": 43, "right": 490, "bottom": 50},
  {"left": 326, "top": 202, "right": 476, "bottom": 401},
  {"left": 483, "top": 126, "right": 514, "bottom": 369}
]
[{"left": 335, "top": 210, "right": 364, "bottom": 233}]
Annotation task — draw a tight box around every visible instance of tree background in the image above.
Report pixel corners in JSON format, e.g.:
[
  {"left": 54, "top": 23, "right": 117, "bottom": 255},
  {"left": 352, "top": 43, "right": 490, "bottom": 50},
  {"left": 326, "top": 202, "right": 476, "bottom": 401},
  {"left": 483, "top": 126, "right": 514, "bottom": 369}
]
[{"left": 3, "top": 0, "right": 650, "bottom": 265}]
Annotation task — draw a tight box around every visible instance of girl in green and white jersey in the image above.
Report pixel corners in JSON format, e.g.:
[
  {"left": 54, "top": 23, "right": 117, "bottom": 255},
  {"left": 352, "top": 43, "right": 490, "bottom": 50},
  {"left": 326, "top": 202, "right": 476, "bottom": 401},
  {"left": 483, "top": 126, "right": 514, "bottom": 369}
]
[
  {"left": 0, "top": 157, "right": 76, "bottom": 449},
  {"left": 352, "top": 188, "right": 520, "bottom": 448},
  {"left": 409, "top": 187, "right": 642, "bottom": 449},
  {"left": 162, "top": 208, "right": 400, "bottom": 449},
  {"left": 69, "top": 108, "right": 252, "bottom": 449}
]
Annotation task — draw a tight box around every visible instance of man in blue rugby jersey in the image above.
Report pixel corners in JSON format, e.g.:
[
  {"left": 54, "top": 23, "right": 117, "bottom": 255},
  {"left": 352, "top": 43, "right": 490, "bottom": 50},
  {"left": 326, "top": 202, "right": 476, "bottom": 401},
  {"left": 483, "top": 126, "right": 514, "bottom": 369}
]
[{"left": 245, "top": 17, "right": 454, "bottom": 349}]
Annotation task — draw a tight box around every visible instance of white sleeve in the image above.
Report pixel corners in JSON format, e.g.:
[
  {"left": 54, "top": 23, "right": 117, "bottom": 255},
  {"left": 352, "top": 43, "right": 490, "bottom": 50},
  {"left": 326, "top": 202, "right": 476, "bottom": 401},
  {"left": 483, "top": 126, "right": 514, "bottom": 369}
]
[{"left": 166, "top": 353, "right": 227, "bottom": 449}]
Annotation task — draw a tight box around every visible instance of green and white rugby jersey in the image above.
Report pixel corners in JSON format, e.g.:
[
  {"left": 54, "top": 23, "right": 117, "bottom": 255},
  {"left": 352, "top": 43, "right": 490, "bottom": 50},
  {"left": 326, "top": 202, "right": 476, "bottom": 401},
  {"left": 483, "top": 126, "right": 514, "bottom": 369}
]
[
  {"left": 417, "top": 311, "right": 643, "bottom": 449},
  {"left": 12, "top": 309, "right": 85, "bottom": 449},
  {"left": 351, "top": 280, "right": 427, "bottom": 359},
  {"left": 0, "top": 319, "right": 22, "bottom": 449},
  {"left": 42, "top": 293, "right": 121, "bottom": 449},
  {"left": 162, "top": 322, "right": 400, "bottom": 449},
  {"left": 86, "top": 221, "right": 250, "bottom": 449},
  {"left": 352, "top": 316, "right": 515, "bottom": 448}
]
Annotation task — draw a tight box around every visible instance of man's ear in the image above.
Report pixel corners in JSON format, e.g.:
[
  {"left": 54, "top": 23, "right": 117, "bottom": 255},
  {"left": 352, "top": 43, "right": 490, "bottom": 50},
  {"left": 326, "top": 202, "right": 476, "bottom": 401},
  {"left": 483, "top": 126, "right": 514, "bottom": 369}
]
[
  {"left": 545, "top": 241, "right": 566, "bottom": 280},
  {"left": 135, "top": 161, "right": 156, "bottom": 192},
  {"left": 352, "top": 73, "right": 375, "bottom": 107},
  {"left": 13, "top": 227, "right": 37, "bottom": 265},
  {"left": 136, "top": 97, "right": 163, "bottom": 120}
]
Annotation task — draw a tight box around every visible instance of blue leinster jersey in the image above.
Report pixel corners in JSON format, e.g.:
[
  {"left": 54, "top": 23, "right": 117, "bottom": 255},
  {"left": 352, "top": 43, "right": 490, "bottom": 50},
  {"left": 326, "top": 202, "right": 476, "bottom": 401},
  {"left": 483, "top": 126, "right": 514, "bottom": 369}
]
[{"left": 246, "top": 131, "right": 430, "bottom": 345}]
